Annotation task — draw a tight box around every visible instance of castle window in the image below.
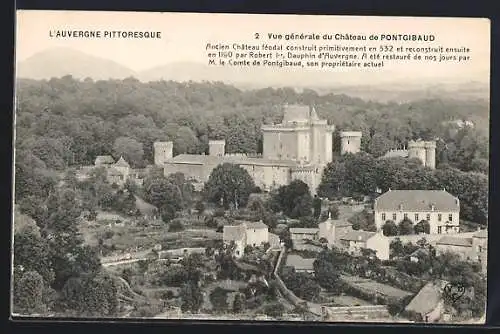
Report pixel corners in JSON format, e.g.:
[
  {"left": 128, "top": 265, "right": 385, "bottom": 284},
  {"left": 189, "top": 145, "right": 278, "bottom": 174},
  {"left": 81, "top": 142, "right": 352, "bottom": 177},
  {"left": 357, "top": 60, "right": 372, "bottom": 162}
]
[
  {"left": 392, "top": 213, "right": 397, "bottom": 221},
  {"left": 438, "top": 214, "right": 442, "bottom": 222},
  {"left": 347, "top": 140, "right": 350, "bottom": 144},
  {"left": 426, "top": 213, "right": 431, "bottom": 221},
  {"left": 415, "top": 214, "right": 419, "bottom": 221},
  {"left": 438, "top": 226, "right": 442, "bottom": 234},
  {"left": 403, "top": 213, "right": 408, "bottom": 220},
  {"left": 448, "top": 214, "right": 453, "bottom": 222},
  {"left": 381, "top": 213, "right": 386, "bottom": 221}
]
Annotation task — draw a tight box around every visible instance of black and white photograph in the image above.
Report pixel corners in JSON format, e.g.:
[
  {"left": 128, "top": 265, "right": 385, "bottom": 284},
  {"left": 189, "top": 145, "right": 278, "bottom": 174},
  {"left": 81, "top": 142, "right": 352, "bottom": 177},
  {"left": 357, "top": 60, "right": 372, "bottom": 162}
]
[{"left": 12, "top": 11, "right": 489, "bottom": 324}]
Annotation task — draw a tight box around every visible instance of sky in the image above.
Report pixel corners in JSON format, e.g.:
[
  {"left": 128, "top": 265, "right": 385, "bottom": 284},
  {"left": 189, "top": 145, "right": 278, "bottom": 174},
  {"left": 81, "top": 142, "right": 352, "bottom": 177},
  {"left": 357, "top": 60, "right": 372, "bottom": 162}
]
[{"left": 15, "top": 10, "right": 490, "bottom": 84}]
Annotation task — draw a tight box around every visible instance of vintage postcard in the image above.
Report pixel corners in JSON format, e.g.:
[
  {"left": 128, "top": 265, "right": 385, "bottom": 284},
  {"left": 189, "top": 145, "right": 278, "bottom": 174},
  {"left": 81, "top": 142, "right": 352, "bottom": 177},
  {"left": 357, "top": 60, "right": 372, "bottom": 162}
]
[{"left": 12, "top": 10, "right": 489, "bottom": 324}]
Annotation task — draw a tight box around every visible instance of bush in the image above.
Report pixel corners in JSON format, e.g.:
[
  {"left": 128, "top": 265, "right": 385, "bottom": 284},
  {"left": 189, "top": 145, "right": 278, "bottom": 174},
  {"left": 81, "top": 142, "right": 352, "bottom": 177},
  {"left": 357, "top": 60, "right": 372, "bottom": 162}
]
[
  {"left": 262, "top": 302, "right": 285, "bottom": 318},
  {"left": 168, "top": 219, "right": 184, "bottom": 232}
]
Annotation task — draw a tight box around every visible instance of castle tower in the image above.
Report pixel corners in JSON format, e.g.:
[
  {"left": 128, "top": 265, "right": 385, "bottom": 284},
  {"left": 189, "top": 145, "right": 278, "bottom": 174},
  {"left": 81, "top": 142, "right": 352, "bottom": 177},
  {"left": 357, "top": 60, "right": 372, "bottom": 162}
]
[
  {"left": 209, "top": 140, "right": 226, "bottom": 157},
  {"left": 407, "top": 140, "right": 427, "bottom": 167},
  {"left": 424, "top": 141, "right": 437, "bottom": 169},
  {"left": 339, "top": 131, "right": 362, "bottom": 155},
  {"left": 153, "top": 141, "right": 173, "bottom": 166}
]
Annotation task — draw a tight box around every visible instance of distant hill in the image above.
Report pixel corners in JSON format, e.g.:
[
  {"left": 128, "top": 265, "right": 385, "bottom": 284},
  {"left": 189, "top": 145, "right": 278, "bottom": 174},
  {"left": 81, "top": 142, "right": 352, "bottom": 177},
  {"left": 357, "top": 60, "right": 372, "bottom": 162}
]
[
  {"left": 16, "top": 47, "right": 489, "bottom": 103},
  {"left": 16, "top": 47, "right": 137, "bottom": 80}
]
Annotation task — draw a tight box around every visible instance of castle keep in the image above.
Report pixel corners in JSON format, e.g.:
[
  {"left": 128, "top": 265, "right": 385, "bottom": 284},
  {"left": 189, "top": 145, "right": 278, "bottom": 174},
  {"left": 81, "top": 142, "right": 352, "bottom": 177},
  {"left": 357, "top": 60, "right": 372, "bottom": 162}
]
[{"left": 154, "top": 104, "right": 361, "bottom": 194}]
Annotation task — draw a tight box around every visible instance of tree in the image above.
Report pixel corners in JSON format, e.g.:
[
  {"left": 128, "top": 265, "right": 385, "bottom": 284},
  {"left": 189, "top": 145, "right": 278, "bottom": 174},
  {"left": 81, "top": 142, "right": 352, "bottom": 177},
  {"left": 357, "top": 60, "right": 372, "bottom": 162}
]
[
  {"left": 204, "top": 163, "right": 256, "bottom": 210},
  {"left": 112, "top": 136, "right": 144, "bottom": 167},
  {"left": 232, "top": 292, "right": 245, "bottom": 313},
  {"left": 174, "top": 126, "right": 200, "bottom": 155},
  {"left": 348, "top": 209, "right": 377, "bottom": 232},
  {"left": 13, "top": 270, "right": 48, "bottom": 314},
  {"left": 14, "top": 230, "right": 55, "bottom": 285},
  {"left": 313, "top": 196, "right": 322, "bottom": 219},
  {"left": 313, "top": 248, "right": 347, "bottom": 292},
  {"left": 382, "top": 220, "right": 398, "bottom": 236},
  {"left": 398, "top": 218, "right": 414, "bottom": 235},
  {"left": 270, "top": 180, "right": 312, "bottom": 219},
  {"left": 282, "top": 272, "right": 321, "bottom": 301},
  {"left": 414, "top": 220, "right": 431, "bottom": 234},
  {"left": 180, "top": 282, "right": 203, "bottom": 313},
  {"left": 390, "top": 238, "right": 405, "bottom": 258},
  {"left": 60, "top": 272, "right": 119, "bottom": 316},
  {"left": 209, "top": 287, "right": 229, "bottom": 312}
]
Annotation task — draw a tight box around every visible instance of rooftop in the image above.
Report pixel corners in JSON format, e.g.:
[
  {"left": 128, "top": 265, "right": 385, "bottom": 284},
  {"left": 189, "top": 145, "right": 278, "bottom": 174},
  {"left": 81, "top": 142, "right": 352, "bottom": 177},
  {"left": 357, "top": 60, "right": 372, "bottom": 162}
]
[
  {"left": 436, "top": 236, "right": 473, "bottom": 247},
  {"left": 282, "top": 104, "right": 311, "bottom": 124},
  {"left": 340, "top": 230, "right": 376, "bottom": 242},
  {"left": 473, "top": 229, "right": 488, "bottom": 239},
  {"left": 114, "top": 156, "right": 130, "bottom": 168},
  {"left": 405, "top": 281, "right": 443, "bottom": 315},
  {"left": 167, "top": 154, "right": 299, "bottom": 167},
  {"left": 285, "top": 254, "right": 316, "bottom": 271},
  {"left": 289, "top": 228, "right": 320, "bottom": 234},
  {"left": 244, "top": 221, "right": 269, "bottom": 230},
  {"left": 223, "top": 225, "right": 245, "bottom": 241},
  {"left": 381, "top": 149, "right": 409, "bottom": 159},
  {"left": 95, "top": 155, "right": 115, "bottom": 165},
  {"left": 374, "top": 189, "right": 459, "bottom": 212},
  {"left": 321, "top": 218, "right": 353, "bottom": 228}
]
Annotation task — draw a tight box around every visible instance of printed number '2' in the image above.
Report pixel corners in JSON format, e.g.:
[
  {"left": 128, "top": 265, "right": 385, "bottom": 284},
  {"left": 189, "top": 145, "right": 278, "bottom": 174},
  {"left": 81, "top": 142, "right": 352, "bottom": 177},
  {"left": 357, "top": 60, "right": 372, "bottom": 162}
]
[{"left": 255, "top": 33, "right": 259, "bottom": 39}]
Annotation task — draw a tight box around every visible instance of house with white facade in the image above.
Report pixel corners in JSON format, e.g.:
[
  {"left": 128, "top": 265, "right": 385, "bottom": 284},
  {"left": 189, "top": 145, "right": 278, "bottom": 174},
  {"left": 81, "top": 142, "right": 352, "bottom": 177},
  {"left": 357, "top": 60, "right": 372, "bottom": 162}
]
[
  {"left": 338, "top": 230, "right": 390, "bottom": 260},
  {"left": 374, "top": 189, "right": 460, "bottom": 234},
  {"left": 435, "top": 228, "right": 488, "bottom": 269},
  {"left": 222, "top": 221, "right": 269, "bottom": 258}
]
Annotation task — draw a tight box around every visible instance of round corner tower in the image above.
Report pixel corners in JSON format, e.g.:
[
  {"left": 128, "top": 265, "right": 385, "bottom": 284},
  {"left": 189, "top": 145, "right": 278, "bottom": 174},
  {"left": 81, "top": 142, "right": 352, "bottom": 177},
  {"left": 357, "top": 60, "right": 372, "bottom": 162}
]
[
  {"left": 153, "top": 141, "right": 173, "bottom": 166},
  {"left": 209, "top": 140, "right": 226, "bottom": 157},
  {"left": 424, "top": 140, "right": 436, "bottom": 169},
  {"left": 407, "top": 140, "right": 427, "bottom": 167},
  {"left": 339, "top": 131, "right": 362, "bottom": 155}
]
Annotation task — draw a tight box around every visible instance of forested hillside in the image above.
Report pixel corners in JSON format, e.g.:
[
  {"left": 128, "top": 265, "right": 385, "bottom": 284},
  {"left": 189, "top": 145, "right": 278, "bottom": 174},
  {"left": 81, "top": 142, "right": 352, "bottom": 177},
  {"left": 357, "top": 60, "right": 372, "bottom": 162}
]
[{"left": 14, "top": 76, "right": 489, "bottom": 202}]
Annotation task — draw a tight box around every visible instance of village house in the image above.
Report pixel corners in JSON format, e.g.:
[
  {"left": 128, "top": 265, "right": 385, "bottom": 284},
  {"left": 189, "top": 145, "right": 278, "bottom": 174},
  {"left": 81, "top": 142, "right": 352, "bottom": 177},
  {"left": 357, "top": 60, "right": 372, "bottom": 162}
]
[
  {"left": 405, "top": 280, "right": 448, "bottom": 323},
  {"left": 289, "top": 228, "right": 319, "bottom": 242},
  {"left": 318, "top": 213, "right": 353, "bottom": 246},
  {"left": 222, "top": 221, "right": 269, "bottom": 258},
  {"left": 338, "top": 230, "right": 390, "bottom": 260},
  {"left": 435, "top": 228, "right": 488, "bottom": 268},
  {"left": 285, "top": 254, "right": 316, "bottom": 274},
  {"left": 373, "top": 189, "right": 460, "bottom": 234}
]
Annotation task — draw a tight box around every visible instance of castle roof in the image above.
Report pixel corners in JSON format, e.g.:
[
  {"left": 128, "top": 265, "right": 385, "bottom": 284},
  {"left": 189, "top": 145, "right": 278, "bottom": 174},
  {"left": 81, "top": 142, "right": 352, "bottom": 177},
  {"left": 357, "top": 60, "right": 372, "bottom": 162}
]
[
  {"left": 381, "top": 149, "right": 409, "bottom": 159},
  {"left": 289, "top": 228, "right": 319, "bottom": 234},
  {"left": 167, "top": 154, "right": 299, "bottom": 167},
  {"left": 340, "top": 230, "right": 376, "bottom": 242},
  {"left": 95, "top": 155, "right": 115, "bottom": 165},
  {"left": 436, "top": 236, "right": 473, "bottom": 247},
  {"left": 114, "top": 156, "right": 130, "bottom": 168},
  {"left": 282, "top": 105, "right": 311, "bottom": 124},
  {"left": 374, "top": 190, "right": 459, "bottom": 212}
]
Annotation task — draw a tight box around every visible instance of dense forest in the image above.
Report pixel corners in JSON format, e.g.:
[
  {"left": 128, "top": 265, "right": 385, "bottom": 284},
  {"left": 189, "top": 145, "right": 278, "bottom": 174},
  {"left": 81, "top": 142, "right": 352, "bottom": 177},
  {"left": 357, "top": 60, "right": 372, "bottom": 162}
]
[{"left": 15, "top": 75, "right": 489, "bottom": 217}]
